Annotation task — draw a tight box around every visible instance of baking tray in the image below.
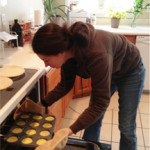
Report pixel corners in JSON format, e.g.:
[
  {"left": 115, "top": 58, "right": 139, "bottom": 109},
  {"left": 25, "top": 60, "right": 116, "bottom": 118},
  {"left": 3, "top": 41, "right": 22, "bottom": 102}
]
[{"left": 4, "top": 112, "right": 56, "bottom": 148}]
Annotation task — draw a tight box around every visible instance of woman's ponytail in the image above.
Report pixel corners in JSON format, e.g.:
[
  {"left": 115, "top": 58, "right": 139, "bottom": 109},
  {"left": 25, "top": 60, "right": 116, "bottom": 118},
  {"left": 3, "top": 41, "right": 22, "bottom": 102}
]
[{"left": 69, "top": 22, "right": 92, "bottom": 48}]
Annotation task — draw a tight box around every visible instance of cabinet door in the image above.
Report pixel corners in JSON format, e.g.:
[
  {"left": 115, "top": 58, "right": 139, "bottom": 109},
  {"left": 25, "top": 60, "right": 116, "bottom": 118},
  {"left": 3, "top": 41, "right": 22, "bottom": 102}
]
[
  {"left": 82, "top": 78, "right": 91, "bottom": 97},
  {"left": 48, "top": 100, "right": 63, "bottom": 132},
  {"left": 73, "top": 76, "right": 91, "bottom": 98},
  {"left": 124, "top": 35, "right": 136, "bottom": 44},
  {"left": 45, "top": 68, "right": 63, "bottom": 131},
  {"left": 62, "top": 89, "right": 73, "bottom": 117},
  {"left": 73, "top": 76, "right": 83, "bottom": 98},
  {"left": 46, "top": 68, "right": 61, "bottom": 92}
]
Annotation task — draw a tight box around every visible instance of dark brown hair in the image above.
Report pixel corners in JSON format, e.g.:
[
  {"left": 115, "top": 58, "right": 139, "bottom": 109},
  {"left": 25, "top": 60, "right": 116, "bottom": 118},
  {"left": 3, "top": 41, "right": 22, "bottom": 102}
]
[
  {"left": 32, "top": 21, "right": 95, "bottom": 58},
  {"left": 32, "top": 23, "right": 70, "bottom": 55}
]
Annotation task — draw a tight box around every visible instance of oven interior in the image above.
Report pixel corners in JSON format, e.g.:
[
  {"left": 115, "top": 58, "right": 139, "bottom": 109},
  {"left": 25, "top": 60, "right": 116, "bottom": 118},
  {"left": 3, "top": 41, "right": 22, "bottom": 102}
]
[{"left": 0, "top": 84, "right": 40, "bottom": 150}]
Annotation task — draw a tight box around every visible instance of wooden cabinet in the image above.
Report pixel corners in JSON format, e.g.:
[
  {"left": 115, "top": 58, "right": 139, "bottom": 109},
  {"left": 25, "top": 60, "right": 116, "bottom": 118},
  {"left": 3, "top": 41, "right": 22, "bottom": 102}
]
[
  {"left": 62, "top": 90, "right": 73, "bottom": 117},
  {"left": 73, "top": 76, "right": 91, "bottom": 99},
  {"left": 40, "top": 68, "right": 73, "bottom": 132},
  {"left": 124, "top": 35, "right": 136, "bottom": 44}
]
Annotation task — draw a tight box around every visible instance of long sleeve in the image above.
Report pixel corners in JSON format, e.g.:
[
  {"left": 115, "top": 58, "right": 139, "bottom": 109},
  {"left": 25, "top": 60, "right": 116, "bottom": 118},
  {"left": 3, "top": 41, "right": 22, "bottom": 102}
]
[
  {"left": 70, "top": 52, "right": 113, "bottom": 133},
  {"left": 43, "top": 58, "right": 77, "bottom": 106}
]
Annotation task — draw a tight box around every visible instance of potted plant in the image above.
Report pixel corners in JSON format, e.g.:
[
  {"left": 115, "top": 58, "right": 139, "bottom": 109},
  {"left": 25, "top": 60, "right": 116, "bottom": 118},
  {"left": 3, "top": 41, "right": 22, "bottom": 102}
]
[
  {"left": 43, "top": 0, "right": 68, "bottom": 25},
  {"left": 106, "top": 8, "right": 127, "bottom": 28},
  {"left": 130, "top": 0, "right": 150, "bottom": 27}
]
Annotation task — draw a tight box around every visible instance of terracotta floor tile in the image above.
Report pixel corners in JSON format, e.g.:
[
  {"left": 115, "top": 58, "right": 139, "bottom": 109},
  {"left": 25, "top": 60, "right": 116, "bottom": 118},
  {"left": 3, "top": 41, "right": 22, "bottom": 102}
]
[
  {"left": 100, "top": 123, "right": 112, "bottom": 142},
  {"left": 143, "top": 128, "right": 150, "bottom": 147},
  {"left": 140, "top": 94, "right": 150, "bottom": 103},
  {"left": 139, "top": 102, "right": 149, "bottom": 114},
  {"left": 137, "top": 128, "right": 144, "bottom": 146},
  {"left": 103, "top": 110, "right": 113, "bottom": 124},
  {"left": 112, "top": 125, "right": 120, "bottom": 143},
  {"left": 70, "top": 96, "right": 89, "bottom": 114},
  {"left": 136, "top": 112, "right": 142, "bottom": 128},
  {"left": 137, "top": 146, "right": 146, "bottom": 150},
  {"left": 60, "top": 118, "right": 75, "bottom": 129},
  {"left": 64, "top": 107, "right": 80, "bottom": 120},
  {"left": 107, "top": 92, "right": 119, "bottom": 111},
  {"left": 113, "top": 110, "right": 118, "bottom": 125},
  {"left": 111, "top": 142, "right": 119, "bottom": 150},
  {"left": 140, "top": 114, "right": 149, "bottom": 129}
]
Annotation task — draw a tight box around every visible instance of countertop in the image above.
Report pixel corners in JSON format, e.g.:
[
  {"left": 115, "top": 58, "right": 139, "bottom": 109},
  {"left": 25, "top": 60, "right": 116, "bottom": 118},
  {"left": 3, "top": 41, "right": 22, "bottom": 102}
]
[
  {"left": 94, "top": 25, "right": 150, "bottom": 35},
  {"left": 0, "top": 44, "right": 47, "bottom": 124}
]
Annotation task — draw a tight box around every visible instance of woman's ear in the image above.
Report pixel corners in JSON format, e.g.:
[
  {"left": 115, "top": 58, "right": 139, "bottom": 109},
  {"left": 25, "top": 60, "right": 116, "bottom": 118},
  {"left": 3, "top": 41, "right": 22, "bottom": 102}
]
[{"left": 57, "top": 51, "right": 66, "bottom": 57}]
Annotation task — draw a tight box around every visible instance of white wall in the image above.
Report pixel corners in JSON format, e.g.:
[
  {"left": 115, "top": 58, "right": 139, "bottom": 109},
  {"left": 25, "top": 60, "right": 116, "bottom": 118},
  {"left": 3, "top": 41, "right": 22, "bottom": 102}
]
[{"left": 0, "top": 0, "right": 44, "bottom": 32}]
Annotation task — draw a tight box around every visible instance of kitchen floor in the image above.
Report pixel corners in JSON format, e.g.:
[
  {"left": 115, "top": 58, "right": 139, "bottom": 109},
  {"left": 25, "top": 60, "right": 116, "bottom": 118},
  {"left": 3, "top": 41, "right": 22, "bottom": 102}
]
[{"left": 60, "top": 92, "right": 150, "bottom": 150}]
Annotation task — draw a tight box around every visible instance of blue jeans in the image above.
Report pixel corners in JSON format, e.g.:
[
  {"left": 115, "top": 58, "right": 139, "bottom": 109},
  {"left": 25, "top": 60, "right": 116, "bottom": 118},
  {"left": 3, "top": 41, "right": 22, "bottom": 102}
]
[{"left": 82, "top": 61, "right": 145, "bottom": 150}]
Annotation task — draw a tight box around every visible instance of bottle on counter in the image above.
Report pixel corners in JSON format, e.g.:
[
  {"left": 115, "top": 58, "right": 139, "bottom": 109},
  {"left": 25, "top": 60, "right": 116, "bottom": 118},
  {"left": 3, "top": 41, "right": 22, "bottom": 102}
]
[
  {"left": 12, "top": 19, "right": 23, "bottom": 47},
  {"left": 86, "top": 13, "right": 91, "bottom": 24},
  {"left": 91, "top": 14, "right": 96, "bottom": 25}
]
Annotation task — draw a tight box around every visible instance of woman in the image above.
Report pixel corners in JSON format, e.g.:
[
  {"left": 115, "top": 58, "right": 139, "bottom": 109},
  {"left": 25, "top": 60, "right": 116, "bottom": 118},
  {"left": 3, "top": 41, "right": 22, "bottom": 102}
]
[{"left": 32, "top": 21, "right": 145, "bottom": 150}]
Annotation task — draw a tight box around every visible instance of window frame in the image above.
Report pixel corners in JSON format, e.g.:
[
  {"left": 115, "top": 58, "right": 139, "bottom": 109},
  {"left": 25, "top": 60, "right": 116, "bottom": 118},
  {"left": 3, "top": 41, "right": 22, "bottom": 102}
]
[{"left": 69, "top": 0, "right": 133, "bottom": 18}]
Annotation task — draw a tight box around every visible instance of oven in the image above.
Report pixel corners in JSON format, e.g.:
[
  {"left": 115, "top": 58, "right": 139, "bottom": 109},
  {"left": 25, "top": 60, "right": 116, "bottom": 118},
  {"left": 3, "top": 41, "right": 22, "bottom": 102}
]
[
  {"left": 0, "top": 68, "right": 45, "bottom": 150},
  {"left": 0, "top": 67, "right": 111, "bottom": 150}
]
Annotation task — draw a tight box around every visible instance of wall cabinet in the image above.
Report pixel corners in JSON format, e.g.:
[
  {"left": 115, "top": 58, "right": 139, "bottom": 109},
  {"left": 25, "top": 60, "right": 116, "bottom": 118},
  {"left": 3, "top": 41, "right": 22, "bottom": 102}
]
[{"left": 40, "top": 68, "right": 73, "bottom": 132}]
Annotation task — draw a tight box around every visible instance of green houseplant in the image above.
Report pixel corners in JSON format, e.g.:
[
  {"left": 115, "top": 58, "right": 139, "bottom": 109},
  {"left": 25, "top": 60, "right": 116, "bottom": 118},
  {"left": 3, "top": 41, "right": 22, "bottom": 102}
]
[
  {"left": 131, "top": 0, "right": 150, "bottom": 27},
  {"left": 43, "top": 0, "right": 68, "bottom": 24},
  {"left": 106, "top": 8, "right": 127, "bottom": 28}
]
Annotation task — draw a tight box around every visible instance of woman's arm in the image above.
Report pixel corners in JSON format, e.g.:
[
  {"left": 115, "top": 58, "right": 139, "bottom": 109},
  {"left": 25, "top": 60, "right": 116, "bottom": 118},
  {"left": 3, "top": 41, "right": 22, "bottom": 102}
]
[
  {"left": 42, "top": 58, "right": 77, "bottom": 106},
  {"left": 70, "top": 53, "right": 113, "bottom": 134}
]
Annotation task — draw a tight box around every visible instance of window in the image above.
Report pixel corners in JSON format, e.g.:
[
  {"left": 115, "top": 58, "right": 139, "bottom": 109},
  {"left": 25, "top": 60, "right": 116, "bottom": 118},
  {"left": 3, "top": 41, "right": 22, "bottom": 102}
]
[{"left": 70, "top": 0, "right": 134, "bottom": 17}]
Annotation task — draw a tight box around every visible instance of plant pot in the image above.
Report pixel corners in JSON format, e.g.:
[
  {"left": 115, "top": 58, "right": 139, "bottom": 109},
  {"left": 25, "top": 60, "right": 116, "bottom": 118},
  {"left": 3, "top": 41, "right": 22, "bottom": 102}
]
[
  {"left": 44, "top": 16, "right": 63, "bottom": 26},
  {"left": 111, "top": 18, "right": 120, "bottom": 28},
  {"left": 52, "top": 16, "right": 63, "bottom": 26}
]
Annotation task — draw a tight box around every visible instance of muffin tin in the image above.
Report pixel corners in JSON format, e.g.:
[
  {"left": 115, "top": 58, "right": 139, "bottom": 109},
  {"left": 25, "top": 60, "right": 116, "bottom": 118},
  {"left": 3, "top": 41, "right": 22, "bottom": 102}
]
[{"left": 5, "top": 113, "right": 56, "bottom": 148}]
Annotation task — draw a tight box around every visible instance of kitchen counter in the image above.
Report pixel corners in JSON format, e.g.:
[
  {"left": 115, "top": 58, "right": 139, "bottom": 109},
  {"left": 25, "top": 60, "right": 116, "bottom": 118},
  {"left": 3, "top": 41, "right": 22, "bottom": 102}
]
[
  {"left": 94, "top": 25, "right": 150, "bottom": 35},
  {"left": 0, "top": 44, "right": 48, "bottom": 124}
]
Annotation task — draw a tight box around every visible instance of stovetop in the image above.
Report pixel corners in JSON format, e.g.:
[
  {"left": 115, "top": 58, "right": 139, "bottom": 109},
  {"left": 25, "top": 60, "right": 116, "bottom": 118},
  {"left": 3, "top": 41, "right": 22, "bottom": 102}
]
[{"left": 0, "top": 69, "right": 37, "bottom": 109}]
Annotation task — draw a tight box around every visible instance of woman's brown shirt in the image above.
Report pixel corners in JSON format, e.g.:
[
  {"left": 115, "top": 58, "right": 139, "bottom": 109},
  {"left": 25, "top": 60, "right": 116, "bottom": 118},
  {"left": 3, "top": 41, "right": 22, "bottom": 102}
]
[{"left": 44, "top": 28, "right": 141, "bottom": 134}]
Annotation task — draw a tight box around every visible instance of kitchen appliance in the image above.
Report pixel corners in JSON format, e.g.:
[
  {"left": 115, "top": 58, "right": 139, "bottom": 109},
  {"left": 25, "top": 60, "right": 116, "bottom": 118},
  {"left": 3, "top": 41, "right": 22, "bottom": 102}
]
[
  {"left": 0, "top": 68, "right": 45, "bottom": 150},
  {"left": 0, "top": 68, "right": 42, "bottom": 125},
  {"left": 136, "top": 35, "right": 150, "bottom": 93},
  {"left": 0, "top": 67, "right": 111, "bottom": 150}
]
